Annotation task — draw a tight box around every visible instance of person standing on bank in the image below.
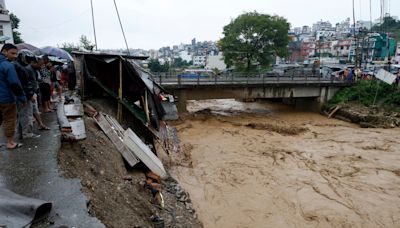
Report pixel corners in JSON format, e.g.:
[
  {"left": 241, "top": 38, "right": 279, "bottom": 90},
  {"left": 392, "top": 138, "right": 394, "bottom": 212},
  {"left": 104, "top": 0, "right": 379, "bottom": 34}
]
[
  {"left": 0, "top": 44, "right": 26, "bottom": 149},
  {"left": 39, "top": 55, "right": 53, "bottom": 112},
  {"left": 13, "top": 51, "right": 40, "bottom": 139},
  {"left": 25, "top": 55, "right": 50, "bottom": 131}
]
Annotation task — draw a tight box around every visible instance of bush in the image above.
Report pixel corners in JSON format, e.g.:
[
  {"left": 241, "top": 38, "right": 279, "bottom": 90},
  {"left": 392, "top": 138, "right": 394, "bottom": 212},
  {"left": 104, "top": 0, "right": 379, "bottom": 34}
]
[{"left": 327, "top": 80, "right": 400, "bottom": 111}]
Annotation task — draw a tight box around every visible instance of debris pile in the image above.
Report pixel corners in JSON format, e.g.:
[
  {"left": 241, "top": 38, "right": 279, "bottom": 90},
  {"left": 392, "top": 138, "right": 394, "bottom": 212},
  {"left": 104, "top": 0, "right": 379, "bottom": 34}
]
[
  {"left": 58, "top": 100, "right": 201, "bottom": 227},
  {"left": 326, "top": 103, "right": 400, "bottom": 128}
]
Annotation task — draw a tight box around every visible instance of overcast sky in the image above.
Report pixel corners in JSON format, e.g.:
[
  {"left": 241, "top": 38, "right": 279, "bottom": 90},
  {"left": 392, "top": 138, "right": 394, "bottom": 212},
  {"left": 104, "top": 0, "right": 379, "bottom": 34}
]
[{"left": 7, "top": 0, "right": 400, "bottom": 50}]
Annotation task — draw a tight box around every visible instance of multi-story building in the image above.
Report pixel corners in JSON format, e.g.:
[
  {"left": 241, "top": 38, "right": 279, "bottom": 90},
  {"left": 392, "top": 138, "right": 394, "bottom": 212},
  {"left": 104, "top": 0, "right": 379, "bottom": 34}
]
[
  {"left": 300, "top": 42, "right": 316, "bottom": 58},
  {"left": 302, "top": 26, "right": 312, "bottom": 34},
  {"left": 312, "top": 20, "right": 333, "bottom": 33},
  {"left": 366, "top": 33, "right": 397, "bottom": 61},
  {"left": 193, "top": 55, "right": 206, "bottom": 67},
  {"left": 0, "top": 0, "right": 14, "bottom": 44},
  {"left": 333, "top": 39, "right": 352, "bottom": 59},
  {"left": 293, "top": 27, "right": 302, "bottom": 35},
  {"left": 178, "top": 50, "right": 192, "bottom": 63},
  {"left": 205, "top": 52, "right": 226, "bottom": 71},
  {"left": 394, "top": 43, "right": 400, "bottom": 64},
  {"left": 315, "top": 30, "right": 336, "bottom": 40},
  {"left": 348, "top": 33, "right": 398, "bottom": 63},
  {"left": 335, "top": 18, "right": 351, "bottom": 35},
  {"left": 148, "top": 49, "right": 159, "bottom": 59}
]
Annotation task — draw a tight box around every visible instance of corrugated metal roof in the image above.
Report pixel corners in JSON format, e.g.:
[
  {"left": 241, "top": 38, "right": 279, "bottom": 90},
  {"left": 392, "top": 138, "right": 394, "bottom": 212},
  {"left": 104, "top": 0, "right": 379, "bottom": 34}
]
[{"left": 72, "top": 51, "right": 149, "bottom": 60}]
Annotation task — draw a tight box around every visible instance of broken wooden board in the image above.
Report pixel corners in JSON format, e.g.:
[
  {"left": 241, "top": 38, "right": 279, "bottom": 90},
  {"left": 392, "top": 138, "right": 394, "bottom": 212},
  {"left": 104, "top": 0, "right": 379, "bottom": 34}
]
[
  {"left": 123, "top": 128, "right": 167, "bottom": 179},
  {"left": 69, "top": 118, "right": 86, "bottom": 140},
  {"left": 94, "top": 113, "right": 139, "bottom": 167},
  {"left": 56, "top": 102, "right": 71, "bottom": 131},
  {"left": 64, "top": 104, "right": 84, "bottom": 117}
]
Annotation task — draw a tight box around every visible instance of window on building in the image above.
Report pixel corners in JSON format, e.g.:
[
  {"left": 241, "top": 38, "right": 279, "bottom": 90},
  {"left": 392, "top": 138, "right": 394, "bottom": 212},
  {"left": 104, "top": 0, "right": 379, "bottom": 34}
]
[{"left": 0, "top": 25, "right": 3, "bottom": 36}]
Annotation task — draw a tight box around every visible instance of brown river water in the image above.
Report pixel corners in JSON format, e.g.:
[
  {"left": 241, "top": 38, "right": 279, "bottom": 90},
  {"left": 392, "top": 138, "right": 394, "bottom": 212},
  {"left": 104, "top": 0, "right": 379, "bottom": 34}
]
[{"left": 169, "top": 99, "right": 400, "bottom": 228}]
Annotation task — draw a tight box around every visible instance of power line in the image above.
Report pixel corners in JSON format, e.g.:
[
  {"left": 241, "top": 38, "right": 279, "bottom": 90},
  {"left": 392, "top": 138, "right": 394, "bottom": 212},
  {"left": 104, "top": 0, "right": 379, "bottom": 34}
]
[{"left": 113, "top": 0, "right": 131, "bottom": 56}]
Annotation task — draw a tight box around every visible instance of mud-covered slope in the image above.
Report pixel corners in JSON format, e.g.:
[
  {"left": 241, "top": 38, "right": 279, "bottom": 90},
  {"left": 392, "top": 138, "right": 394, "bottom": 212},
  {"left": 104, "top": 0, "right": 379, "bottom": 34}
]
[{"left": 58, "top": 116, "right": 202, "bottom": 228}]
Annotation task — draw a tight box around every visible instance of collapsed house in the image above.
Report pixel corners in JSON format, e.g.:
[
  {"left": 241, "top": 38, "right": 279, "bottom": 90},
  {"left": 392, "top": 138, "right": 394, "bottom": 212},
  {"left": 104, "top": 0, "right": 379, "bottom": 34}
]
[{"left": 71, "top": 51, "right": 178, "bottom": 178}]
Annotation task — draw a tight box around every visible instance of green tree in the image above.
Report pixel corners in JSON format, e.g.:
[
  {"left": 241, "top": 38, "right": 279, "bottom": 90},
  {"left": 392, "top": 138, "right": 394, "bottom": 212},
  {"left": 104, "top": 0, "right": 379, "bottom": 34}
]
[
  {"left": 171, "top": 57, "right": 192, "bottom": 68},
  {"left": 58, "top": 42, "right": 78, "bottom": 53},
  {"left": 148, "top": 59, "right": 169, "bottom": 72},
  {"left": 10, "top": 13, "right": 23, "bottom": 44},
  {"left": 372, "top": 16, "right": 400, "bottom": 41},
  {"left": 218, "top": 12, "right": 290, "bottom": 72},
  {"left": 79, "top": 35, "right": 95, "bottom": 50}
]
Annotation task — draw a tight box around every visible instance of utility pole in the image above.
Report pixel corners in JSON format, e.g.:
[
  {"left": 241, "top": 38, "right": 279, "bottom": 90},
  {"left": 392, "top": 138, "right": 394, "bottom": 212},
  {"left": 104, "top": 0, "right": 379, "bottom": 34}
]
[
  {"left": 352, "top": 0, "right": 361, "bottom": 68},
  {"left": 90, "top": 0, "right": 98, "bottom": 50}
]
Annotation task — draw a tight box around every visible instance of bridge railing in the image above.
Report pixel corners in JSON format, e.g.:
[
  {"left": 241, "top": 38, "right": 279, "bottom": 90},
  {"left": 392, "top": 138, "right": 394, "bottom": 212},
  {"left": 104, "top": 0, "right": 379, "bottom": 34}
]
[{"left": 151, "top": 70, "right": 347, "bottom": 86}]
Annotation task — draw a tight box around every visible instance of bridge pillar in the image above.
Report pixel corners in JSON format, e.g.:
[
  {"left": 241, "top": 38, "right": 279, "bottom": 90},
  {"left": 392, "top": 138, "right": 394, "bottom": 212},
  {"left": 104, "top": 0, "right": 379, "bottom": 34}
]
[
  {"left": 318, "top": 86, "right": 340, "bottom": 109},
  {"left": 175, "top": 90, "right": 188, "bottom": 113}
]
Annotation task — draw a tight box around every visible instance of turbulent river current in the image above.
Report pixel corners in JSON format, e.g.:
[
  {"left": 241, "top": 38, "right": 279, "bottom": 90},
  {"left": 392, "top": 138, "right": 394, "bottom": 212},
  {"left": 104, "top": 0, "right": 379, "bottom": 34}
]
[{"left": 169, "top": 99, "right": 400, "bottom": 228}]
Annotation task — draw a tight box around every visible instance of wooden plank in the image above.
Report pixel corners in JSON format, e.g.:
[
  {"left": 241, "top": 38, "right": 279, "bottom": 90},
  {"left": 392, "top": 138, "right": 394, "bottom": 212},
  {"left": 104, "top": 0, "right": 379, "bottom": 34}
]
[
  {"left": 69, "top": 118, "right": 86, "bottom": 140},
  {"left": 56, "top": 102, "right": 71, "bottom": 129},
  {"left": 64, "top": 104, "right": 84, "bottom": 117},
  {"left": 144, "top": 90, "right": 150, "bottom": 123},
  {"left": 94, "top": 113, "right": 139, "bottom": 167},
  {"left": 117, "top": 59, "right": 123, "bottom": 121},
  {"left": 123, "top": 128, "right": 167, "bottom": 179},
  {"left": 328, "top": 105, "right": 341, "bottom": 119},
  {"left": 105, "top": 115, "right": 124, "bottom": 135}
]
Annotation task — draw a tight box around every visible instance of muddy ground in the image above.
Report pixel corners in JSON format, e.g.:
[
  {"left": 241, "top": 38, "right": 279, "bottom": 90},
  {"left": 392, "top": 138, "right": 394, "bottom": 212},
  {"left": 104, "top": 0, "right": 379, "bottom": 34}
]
[
  {"left": 169, "top": 99, "right": 400, "bottom": 228},
  {"left": 58, "top": 99, "right": 202, "bottom": 228}
]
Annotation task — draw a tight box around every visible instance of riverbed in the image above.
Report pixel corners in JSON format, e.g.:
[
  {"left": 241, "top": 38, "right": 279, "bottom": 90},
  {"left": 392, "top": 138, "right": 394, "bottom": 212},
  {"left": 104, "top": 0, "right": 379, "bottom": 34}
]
[{"left": 170, "top": 99, "right": 400, "bottom": 228}]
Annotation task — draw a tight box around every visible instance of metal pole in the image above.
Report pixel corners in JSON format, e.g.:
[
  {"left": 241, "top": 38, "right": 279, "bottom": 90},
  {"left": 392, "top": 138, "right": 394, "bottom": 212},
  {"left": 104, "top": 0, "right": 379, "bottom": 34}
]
[
  {"left": 113, "top": 0, "right": 131, "bottom": 56},
  {"left": 90, "top": 0, "right": 98, "bottom": 50},
  {"left": 262, "top": 73, "right": 265, "bottom": 85},
  {"left": 352, "top": 0, "right": 358, "bottom": 67},
  {"left": 291, "top": 68, "right": 294, "bottom": 80}
]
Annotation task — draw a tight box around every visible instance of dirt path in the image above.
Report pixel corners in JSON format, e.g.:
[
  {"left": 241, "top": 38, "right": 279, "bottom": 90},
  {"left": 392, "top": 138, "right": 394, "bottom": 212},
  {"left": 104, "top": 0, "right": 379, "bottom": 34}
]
[{"left": 170, "top": 99, "right": 400, "bottom": 228}]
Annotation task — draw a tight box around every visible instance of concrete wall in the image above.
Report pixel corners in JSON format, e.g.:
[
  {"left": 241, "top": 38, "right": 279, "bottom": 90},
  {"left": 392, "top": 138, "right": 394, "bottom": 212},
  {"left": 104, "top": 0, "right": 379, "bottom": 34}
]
[
  {"left": 1, "top": 22, "right": 13, "bottom": 43},
  {"left": 172, "top": 85, "right": 341, "bottom": 113}
]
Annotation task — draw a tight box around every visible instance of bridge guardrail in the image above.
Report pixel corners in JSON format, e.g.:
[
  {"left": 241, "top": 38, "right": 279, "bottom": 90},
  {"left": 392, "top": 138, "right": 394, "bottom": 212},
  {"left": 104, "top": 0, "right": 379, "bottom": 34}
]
[{"left": 151, "top": 71, "right": 350, "bottom": 87}]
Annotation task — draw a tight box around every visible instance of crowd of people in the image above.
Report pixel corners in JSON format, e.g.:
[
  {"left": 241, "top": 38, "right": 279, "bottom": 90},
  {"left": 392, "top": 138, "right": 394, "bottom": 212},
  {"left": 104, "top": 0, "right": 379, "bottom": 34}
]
[
  {"left": 0, "top": 43, "right": 75, "bottom": 149},
  {"left": 337, "top": 66, "right": 400, "bottom": 85}
]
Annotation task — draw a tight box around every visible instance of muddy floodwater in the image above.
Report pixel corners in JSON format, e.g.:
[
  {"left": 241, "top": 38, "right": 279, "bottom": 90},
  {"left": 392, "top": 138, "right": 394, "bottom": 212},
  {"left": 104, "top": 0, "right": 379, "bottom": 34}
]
[{"left": 170, "top": 99, "right": 400, "bottom": 228}]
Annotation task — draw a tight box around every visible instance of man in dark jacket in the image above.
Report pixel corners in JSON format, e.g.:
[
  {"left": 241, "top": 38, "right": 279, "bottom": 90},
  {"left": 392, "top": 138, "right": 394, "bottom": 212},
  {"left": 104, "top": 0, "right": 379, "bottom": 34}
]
[
  {"left": 0, "top": 44, "right": 26, "bottom": 149},
  {"left": 13, "top": 51, "right": 40, "bottom": 139}
]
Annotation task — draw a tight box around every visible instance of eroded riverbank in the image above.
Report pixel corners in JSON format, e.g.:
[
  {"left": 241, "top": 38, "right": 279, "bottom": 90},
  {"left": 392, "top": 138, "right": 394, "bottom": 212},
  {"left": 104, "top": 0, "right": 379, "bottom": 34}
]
[{"left": 170, "top": 99, "right": 400, "bottom": 228}]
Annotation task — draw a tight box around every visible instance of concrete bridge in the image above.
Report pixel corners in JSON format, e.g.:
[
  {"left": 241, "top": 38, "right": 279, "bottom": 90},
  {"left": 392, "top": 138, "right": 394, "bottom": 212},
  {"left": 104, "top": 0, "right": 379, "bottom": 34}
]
[{"left": 153, "top": 74, "right": 352, "bottom": 113}]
